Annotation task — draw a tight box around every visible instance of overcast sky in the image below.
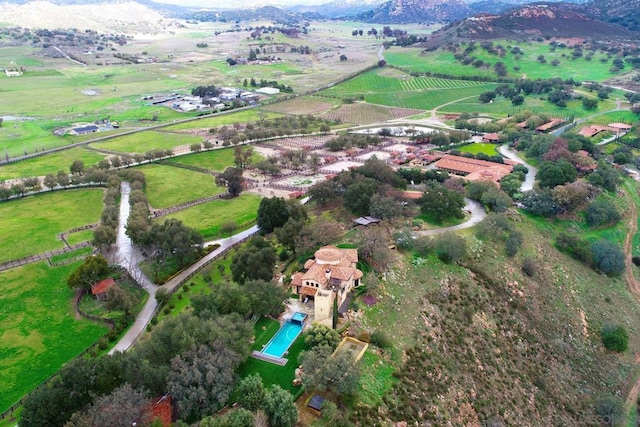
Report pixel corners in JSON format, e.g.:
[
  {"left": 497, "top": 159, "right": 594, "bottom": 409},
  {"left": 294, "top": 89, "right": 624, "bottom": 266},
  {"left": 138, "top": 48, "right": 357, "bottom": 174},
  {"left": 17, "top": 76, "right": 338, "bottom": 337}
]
[{"left": 154, "top": 0, "right": 327, "bottom": 7}]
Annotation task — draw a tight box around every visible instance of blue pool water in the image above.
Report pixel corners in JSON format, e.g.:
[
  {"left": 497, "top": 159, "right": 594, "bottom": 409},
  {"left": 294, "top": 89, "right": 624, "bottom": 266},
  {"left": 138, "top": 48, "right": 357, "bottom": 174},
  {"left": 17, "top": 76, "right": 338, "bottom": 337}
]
[
  {"left": 262, "top": 321, "right": 303, "bottom": 358},
  {"left": 292, "top": 312, "right": 307, "bottom": 323}
]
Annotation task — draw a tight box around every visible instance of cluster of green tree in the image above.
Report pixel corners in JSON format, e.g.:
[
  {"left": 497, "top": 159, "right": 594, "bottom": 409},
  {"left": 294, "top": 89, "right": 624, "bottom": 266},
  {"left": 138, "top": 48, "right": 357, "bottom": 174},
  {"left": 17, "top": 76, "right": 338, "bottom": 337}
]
[
  {"left": 20, "top": 305, "right": 261, "bottom": 426},
  {"left": 555, "top": 233, "right": 625, "bottom": 276},
  {"left": 449, "top": 148, "right": 505, "bottom": 164},
  {"left": 92, "top": 174, "right": 121, "bottom": 252},
  {"left": 395, "top": 228, "right": 468, "bottom": 265},
  {"left": 326, "top": 134, "right": 381, "bottom": 151},
  {"left": 208, "top": 115, "right": 333, "bottom": 145},
  {"left": 409, "top": 129, "right": 470, "bottom": 146},
  {"left": 191, "top": 85, "right": 221, "bottom": 98},
  {"left": 308, "top": 156, "right": 407, "bottom": 217},
  {"left": 477, "top": 78, "right": 581, "bottom": 107},
  {"left": 216, "top": 166, "right": 245, "bottom": 197},
  {"left": 242, "top": 77, "right": 293, "bottom": 92},
  {"left": 466, "top": 180, "right": 514, "bottom": 214},
  {"left": 476, "top": 213, "right": 524, "bottom": 257}
]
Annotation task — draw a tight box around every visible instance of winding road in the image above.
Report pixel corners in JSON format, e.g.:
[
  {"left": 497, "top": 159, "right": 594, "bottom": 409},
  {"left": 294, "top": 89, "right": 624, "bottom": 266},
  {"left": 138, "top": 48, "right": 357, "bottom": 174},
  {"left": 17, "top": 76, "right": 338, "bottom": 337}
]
[
  {"left": 415, "top": 198, "right": 486, "bottom": 236},
  {"left": 497, "top": 144, "right": 537, "bottom": 192},
  {"left": 109, "top": 182, "right": 259, "bottom": 354}
]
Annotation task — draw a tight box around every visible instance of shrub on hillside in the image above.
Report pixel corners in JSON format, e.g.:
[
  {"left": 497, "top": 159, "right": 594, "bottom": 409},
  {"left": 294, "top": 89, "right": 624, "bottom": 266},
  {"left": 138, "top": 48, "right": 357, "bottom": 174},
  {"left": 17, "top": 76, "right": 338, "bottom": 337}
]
[
  {"left": 585, "top": 198, "right": 621, "bottom": 227},
  {"left": 601, "top": 325, "right": 629, "bottom": 352},
  {"left": 591, "top": 240, "right": 625, "bottom": 276},
  {"left": 436, "top": 233, "right": 467, "bottom": 264}
]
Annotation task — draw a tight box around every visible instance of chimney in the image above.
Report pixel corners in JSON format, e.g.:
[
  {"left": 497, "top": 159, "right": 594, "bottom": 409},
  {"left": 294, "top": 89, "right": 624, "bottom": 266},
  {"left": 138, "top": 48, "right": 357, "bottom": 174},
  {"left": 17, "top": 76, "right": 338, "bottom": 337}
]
[{"left": 325, "top": 268, "right": 331, "bottom": 282}]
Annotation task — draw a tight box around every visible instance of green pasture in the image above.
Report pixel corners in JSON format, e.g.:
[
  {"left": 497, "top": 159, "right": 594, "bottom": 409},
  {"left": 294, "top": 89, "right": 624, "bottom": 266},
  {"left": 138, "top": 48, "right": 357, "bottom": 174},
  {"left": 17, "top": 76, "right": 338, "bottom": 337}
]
[
  {"left": 162, "top": 109, "right": 282, "bottom": 131},
  {"left": 321, "top": 68, "right": 498, "bottom": 110},
  {"left": 357, "top": 350, "right": 396, "bottom": 406},
  {"left": 0, "top": 119, "right": 70, "bottom": 159},
  {"left": 49, "top": 246, "right": 93, "bottom": 264},
  {"left": 159, "top": 193, "right": 261, "bottom": 239},
  {"left": 586, "top": 110, "right": 638, "bottom": 125},
  {"left": 0, "top": 148, "right": 105, "bottom": 181},
  {"left": 444, "top": 94, "right": 617, "bottom": 118},
  {"left": 384, "top": 42, "right": 619, "bottom": 82},
  {"left": 92, "top": 130, "right": 202, "bottom": 154},
  {"left": 0, "top": 189, "right": 103, "bottom": 263},
  {"left": 171, "top": 147, "right": 238, "bottom": 172},
  {"left": 133, "top": 163, "right": 225, "bottom": 209},
  {"left": 65, "top": 229, "right": 95, "bottom": 246},
  {"left": 458, "top": 143, "right": 500, "bottom": 156},
  {"left": 0, "top": 261, "right": 109, "bottom": 413}
]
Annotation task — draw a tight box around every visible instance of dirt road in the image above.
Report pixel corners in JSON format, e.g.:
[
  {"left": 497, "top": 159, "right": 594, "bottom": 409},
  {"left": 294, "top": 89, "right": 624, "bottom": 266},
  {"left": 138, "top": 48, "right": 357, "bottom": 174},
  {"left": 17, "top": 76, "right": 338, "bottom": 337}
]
[{"left": 623, "top": 194, "right": 640, "bottom": 418}]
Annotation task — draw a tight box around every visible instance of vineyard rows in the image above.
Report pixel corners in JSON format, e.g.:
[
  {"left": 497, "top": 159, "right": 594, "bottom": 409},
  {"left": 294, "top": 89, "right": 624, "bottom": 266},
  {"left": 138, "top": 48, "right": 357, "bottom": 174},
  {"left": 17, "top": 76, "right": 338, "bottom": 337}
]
[
  {"left": 366, "top": 85, "right": 499, "bottom": 110},
  {"left": 399, "top": 77, "right": 488, "bottom": 91}
]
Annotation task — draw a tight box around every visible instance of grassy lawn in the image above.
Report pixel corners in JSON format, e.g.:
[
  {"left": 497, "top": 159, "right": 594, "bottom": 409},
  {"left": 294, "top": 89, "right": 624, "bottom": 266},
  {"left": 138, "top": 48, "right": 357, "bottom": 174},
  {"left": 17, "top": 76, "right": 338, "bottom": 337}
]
[
  {"left": 236, "top": 318, "right": 306, "bottom": 395},
  {"left": 92, "top": 130, "right": 202, "bottom": 154},
  {"left": 0, "top": 261, "right": 109, "bottom": 413},
  {"left": 49, "top": 246, "right": 93, "bottom": 264},
  {"left": 0, "top": 148, "right": 106, "bottom": 181},
  {"left": 65, "top": 229, "right": 95, "bottom": 246},
  {"left": 134, "top": 163, "right": 226, "bottom": 209},
  {"left": 171, "top": 147, "right": 237, "bottom": 172},
  {"left": 458, "top": 143, "right": 500, "bottom": 156},
  {"left": 159, "top": 193, "right": 261, "bottom": 239},
  {"left": 0, "top": 189, "right": 104, "bottom": 263}
]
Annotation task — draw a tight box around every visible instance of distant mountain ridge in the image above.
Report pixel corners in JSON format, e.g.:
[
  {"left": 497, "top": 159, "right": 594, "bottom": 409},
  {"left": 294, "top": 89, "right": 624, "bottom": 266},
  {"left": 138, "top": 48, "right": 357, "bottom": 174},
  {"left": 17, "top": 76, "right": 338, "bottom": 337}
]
[
  {"left": 422, "top": 2, "right": 637, "bottom": 47},
  {"left": 354, "top": 0, "right": 472, "bottom": 23}
]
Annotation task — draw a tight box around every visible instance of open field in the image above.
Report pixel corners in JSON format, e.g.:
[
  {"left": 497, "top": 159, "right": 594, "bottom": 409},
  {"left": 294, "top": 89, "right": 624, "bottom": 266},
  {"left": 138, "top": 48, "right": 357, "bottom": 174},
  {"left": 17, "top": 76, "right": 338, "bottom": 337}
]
[
  {"left": 0, "top": 261, "right": 109, "bottom": 413},
  {"left": 457, "top": 143, "right": 500, "bottom": 156},
  {"left": 322, "top": 103, "right": 424, "bottom": 125},
  {"left": 65, "top": 229, "right": 95, "bottom": 246},
  {"left": 0, "top": 148, "right": 105, "bottom": 181},
  {"left": 170, "top": 147, "right": 237, "bottom": 172},
  {"left": 159, "top": 193, "right": 261, "bottom": 239},
  {"left": 0, "top": 188, "right": 103, "bottom": 263},
  {"left": 92, "top": 130, "right": 202, "bottom": 154},
  {"left": 385, "top": 42, "right": 620, "bottom": 81},
  {"left": 445, "top": 94, "right": 617, "bottom": 118},
  {"left": 261, "top": 96, "right": 340, "bottom": 115},
  {"left": 133, "top": 164, "right": 225, "bottom": 209},
  {"left": 162, "top": 109, "right": 282, "bottom": 131}
]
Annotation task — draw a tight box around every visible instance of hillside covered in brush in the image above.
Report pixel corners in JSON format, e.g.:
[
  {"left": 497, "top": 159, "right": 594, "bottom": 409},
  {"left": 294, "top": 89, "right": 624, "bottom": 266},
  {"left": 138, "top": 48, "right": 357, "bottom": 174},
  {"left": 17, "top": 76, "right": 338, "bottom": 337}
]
[{"left": 421, "top": 3, "right": 638, "bottom": 47}]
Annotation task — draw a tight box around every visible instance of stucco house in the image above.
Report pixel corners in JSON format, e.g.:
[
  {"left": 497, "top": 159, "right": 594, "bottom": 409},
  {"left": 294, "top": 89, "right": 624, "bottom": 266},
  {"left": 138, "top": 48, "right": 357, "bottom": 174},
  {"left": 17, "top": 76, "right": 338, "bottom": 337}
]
[{"left": 290, "top": 246, "right": 363, "bottom": 328}]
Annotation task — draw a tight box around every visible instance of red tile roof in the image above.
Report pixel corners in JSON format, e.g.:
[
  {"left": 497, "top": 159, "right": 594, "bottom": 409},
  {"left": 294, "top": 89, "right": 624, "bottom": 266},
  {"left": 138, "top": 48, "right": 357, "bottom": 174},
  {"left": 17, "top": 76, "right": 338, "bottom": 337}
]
[
  {"left": 91, "top": 277, "right": 115, "bottom": 296},
  {"left": 148, "top": 396, "right": 172, "bottom": 427}
]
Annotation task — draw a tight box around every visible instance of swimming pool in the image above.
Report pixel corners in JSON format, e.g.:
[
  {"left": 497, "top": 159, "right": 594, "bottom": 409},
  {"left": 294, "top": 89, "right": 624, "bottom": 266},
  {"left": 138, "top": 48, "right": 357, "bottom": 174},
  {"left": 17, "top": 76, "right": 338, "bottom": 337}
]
[{"left": 262, "top": 321, "right": 303, "bottom": 358}]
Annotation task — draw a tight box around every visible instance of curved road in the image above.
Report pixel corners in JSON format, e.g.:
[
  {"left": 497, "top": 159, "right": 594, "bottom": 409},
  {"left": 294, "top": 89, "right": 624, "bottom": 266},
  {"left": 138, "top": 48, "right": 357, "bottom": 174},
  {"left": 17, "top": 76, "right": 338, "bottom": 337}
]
[
  {"left": 415, "top": 198, "right": 486, "bottom": 237},
  {"left": 498, "top": 144, "right": 537, "bottom": 192},
  {"left": 109, "top": 182, "right": 258, "bottom": 354}
]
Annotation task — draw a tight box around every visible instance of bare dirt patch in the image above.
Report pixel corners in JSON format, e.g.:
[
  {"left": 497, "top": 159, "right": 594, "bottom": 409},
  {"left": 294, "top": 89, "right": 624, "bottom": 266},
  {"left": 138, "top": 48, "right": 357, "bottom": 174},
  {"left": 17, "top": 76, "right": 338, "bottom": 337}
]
[{"left": 262, "top": 97, "right": 336, "bottom": 115}]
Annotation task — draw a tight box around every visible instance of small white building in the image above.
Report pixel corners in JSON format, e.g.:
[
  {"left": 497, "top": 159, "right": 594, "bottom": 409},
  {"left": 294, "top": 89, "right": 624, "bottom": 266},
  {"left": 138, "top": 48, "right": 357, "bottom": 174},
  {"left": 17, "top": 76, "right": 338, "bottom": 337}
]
[{"left": 256, "top": 87, "right": 280, "bottom": 95}]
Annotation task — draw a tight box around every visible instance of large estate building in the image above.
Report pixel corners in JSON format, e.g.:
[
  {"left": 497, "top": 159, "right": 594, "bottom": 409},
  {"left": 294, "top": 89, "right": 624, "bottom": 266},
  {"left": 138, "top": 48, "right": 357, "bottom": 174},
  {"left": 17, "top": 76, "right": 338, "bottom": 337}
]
[{"left": 290, "top": 246, "right": 363, "bottom": 328}]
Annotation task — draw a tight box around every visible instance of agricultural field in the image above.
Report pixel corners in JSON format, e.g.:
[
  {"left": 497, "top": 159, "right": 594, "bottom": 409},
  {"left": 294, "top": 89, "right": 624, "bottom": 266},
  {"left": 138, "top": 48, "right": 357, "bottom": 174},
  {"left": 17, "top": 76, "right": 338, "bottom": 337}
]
[
  {"left": 322, "top": 103, "right": 424, "bottom": 125},
  {"left": 261, "top": 96, "right": 339, "bottom": 115},
  {"left": 320, "top": 68, "right": 499, "bottom": 111},
  {"left": 133, "top": 164, "right": 225, "bottom": 209},
  {"left": 159, "top": 193, "right": 261, "bottom": 239},
  {"left": 0, "top": 261, "right": 109, "bottom": 413},
  {"left": 0, "top": 188, "right": 103, "bottom": 263},
  {"left": 91, "top": 130, "right": 202, "bottom": 154},
  {"left": 162, "top": 109, "right": 282, "bottom": 132},
  {"left": 0, "top": 148, "right": 105, "bottom": 181},
  {"left": 384, "top": 42, "right": 620, "bottom": 81}
]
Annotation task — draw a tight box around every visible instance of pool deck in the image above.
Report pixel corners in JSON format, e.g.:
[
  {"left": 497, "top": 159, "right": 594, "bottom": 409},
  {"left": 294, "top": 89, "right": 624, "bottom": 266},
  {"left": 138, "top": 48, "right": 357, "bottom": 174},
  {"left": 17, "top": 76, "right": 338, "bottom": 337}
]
[{"left": 250, "top": 350, "right": 288, "bottom": 366}]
